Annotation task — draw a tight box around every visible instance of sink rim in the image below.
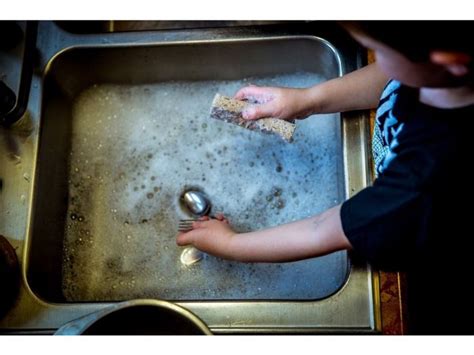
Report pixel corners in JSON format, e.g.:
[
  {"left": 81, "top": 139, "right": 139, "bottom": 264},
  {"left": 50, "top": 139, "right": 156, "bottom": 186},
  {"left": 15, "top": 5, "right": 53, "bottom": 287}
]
[{"left": 43, "top": 34, "right": 344, "bottom": 77}]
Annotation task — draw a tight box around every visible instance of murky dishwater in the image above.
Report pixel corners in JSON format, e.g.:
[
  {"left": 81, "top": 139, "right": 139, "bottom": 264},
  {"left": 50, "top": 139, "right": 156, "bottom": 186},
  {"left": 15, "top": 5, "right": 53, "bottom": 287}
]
[{"left": 62, "top": 72, "right": 347, "bottom": 301}]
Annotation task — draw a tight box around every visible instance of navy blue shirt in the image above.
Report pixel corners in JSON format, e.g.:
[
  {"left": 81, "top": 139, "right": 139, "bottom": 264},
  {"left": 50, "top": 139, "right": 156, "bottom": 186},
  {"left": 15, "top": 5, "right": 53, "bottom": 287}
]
[{"left": 341, "top": 80, "right": 474, "bottom": 334}]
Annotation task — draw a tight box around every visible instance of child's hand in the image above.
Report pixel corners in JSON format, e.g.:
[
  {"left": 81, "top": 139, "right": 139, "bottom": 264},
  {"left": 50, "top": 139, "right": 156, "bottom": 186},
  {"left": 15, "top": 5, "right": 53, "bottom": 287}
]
[
  {"left": 176, "top": 214, "right": 237, "bottom": 258},
  {"left": 234, "top": 85, "right": 314, "bottom": 121}
]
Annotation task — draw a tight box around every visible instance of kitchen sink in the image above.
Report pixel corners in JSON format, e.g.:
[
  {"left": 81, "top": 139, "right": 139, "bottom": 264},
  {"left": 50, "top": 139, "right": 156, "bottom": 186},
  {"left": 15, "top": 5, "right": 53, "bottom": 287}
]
[
  {"left": 30, "top": 36, "right": 349, "bottom": 303},
  {"left": 1, "top": 22, "right": 378, "bottom": 333}
]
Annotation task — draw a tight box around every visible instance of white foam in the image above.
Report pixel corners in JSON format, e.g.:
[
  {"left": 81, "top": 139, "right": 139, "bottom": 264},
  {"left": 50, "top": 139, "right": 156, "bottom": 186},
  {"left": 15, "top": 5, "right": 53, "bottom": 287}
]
[{"left": 62, "top": 72, "right": 346, "bottom": 301}]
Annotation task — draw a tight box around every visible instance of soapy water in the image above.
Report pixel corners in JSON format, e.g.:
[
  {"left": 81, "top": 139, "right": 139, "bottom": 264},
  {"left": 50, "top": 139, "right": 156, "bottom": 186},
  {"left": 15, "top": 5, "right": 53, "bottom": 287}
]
[{"left": 62, "top": 72, "right": 347, "bottom": 301}]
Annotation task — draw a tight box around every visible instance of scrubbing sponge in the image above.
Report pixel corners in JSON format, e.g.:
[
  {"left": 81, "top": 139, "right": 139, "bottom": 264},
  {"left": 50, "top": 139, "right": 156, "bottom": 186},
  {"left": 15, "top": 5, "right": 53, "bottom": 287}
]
[{"left": 209, "top": 94, "right": 296, "bottom": 143}]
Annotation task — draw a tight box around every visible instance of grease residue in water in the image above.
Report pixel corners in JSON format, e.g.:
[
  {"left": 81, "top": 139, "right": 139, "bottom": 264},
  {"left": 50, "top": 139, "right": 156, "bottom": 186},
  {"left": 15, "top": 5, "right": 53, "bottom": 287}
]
[{"left": 62, "top": 72, "right": 346, "bottom": 302}]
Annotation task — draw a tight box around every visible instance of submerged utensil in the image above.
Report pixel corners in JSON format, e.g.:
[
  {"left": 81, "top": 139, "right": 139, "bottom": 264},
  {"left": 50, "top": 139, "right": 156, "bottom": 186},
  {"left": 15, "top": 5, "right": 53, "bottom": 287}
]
[
  {"left": 182, "top": 190, "right": 210, "bottom": 216},
  {"left": 178, "top": 216, "right": 217, "bottom": 232}
]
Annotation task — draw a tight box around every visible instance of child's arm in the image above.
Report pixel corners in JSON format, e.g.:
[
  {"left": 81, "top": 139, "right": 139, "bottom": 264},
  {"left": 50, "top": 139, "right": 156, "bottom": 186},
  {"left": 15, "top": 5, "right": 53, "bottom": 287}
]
[
  {"left": 176, "top": 205, "right": 351, "bottom": 262},
  {"left": 236, "top": 63, "right": 389, "bottom": 120}
]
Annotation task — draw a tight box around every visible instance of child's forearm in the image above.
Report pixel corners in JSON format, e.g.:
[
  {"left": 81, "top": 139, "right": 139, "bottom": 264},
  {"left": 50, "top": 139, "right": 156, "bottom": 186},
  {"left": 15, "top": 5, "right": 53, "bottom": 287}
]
[
  {"left": 306, "top": 63, "right": 389, "bottom": 114},
  {"left": 225, "top": 205, "right": 352, "bottom": 262}
]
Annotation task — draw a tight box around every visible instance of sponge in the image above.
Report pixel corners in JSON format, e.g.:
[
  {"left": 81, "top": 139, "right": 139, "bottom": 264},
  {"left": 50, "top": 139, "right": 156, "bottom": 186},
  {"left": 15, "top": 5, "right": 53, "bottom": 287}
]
[{"left": 209, "top": 94, "right": 295, "bottom": 143}]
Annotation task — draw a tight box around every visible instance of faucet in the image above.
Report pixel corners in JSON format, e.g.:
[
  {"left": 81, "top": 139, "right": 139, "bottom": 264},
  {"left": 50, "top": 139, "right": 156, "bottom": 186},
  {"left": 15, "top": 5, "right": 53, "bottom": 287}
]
[{"left": 0, "top": 21, "right": 37, "bottom": 127}]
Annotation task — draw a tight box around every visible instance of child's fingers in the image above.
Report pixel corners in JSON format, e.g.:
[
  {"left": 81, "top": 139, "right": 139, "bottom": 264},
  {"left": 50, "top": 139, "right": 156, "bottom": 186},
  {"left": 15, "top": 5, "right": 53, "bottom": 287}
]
[
  {"left": 176, "top": 231, "right": 193, "bottom": 246},
  {"left": 176, "top": 227, "right": 208, "bottom": 246},
  {"left": 215, "top": 213, "right": 230, "bottom": 224},
  {"left": 192, "top": 221, "right": 207, "bottom": 229},
  {"left": 243, "top": 103, "right": 275, "bottom": 120},
  {"left": 234, "top": 85, "right": 266, "bottom": 100}
]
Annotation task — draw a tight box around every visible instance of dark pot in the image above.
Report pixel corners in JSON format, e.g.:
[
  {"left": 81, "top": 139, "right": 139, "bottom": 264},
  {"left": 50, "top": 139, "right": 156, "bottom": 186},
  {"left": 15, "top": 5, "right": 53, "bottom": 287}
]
[{"left": 54, "top": 299, "right": 212, "bottom": 335}]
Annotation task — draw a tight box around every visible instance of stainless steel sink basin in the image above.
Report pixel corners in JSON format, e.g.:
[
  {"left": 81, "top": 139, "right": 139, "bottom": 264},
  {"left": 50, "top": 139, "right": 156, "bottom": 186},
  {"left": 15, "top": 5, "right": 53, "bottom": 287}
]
[
  {"left": 1, "top": 22, "right": 378, "bottom": 333},
  {"left": 30, "top": 36, "right": 349, "bottom": 303}
]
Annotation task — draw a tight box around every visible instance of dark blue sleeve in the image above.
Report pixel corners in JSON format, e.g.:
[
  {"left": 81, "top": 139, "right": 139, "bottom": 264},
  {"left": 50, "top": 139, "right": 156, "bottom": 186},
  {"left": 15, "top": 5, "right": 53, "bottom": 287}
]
[{"left": 340, "top": 135, "right": 438, "bottom": 270}]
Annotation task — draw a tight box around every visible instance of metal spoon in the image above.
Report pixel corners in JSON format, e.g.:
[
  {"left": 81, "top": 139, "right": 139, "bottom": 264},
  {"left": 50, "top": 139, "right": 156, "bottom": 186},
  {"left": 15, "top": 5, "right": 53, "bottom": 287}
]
[{"left": 182, "top": 190, "right": 210, "bottom": 216}]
